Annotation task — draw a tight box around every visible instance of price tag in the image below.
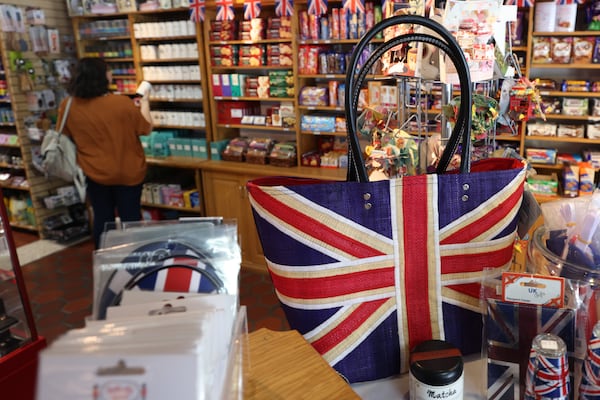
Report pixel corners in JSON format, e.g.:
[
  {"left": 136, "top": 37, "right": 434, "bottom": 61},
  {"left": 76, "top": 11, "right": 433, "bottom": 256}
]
[{"left": 502, "top": 272, "right": 564, "bottom": 308}]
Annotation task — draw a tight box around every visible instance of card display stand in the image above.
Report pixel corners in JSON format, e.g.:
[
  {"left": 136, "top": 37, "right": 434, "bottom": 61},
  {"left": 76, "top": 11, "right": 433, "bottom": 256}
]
[{"left": 0, "top": 189, "right": 46, "bottom": 400}]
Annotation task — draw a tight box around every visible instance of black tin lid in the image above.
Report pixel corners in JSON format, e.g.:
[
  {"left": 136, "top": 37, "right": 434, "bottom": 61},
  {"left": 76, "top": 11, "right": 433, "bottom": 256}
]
[{"left": 409, "top": 340, "right": 464, "bottom": 386}]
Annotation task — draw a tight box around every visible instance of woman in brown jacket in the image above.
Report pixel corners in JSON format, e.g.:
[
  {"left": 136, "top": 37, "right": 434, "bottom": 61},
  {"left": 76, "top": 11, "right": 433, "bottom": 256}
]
[{"left": 57, "top": 57, "right": 153, "bottom": 248}]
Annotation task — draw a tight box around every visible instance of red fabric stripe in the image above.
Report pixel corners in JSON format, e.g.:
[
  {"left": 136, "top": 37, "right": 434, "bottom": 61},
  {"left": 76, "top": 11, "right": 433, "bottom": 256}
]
[
  {"left": 163, "top": 267, "right": 193, "bottom": 292},
  {"left": 440, "top": 183, "right": 523, "bottom": 245},
  {"left": 251, "top": 186, "right": 385, "bottom": 258},
  {"left": 270, "top": 267, "right": 396, "bottom": 299},
  {"left": 311, "top": 298, "right": 388, "bottom": 354},
  {"left": 402, "top": 176, "right": 433, "bottom": 349},
  {"left": 445, "top": 282, "right": 481, "bottom": 300},
  {"left": 441, "top": 245, "right": 514, "bottom": 274}
]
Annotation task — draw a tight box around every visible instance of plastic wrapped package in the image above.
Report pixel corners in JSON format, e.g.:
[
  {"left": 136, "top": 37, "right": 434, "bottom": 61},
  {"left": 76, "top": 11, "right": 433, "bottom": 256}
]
[{"left": 92, "top": 220, "right": 241, "bottom": 320}]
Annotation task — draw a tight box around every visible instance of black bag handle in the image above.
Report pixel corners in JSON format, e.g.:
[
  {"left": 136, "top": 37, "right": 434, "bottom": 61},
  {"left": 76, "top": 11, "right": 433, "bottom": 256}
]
[{"left": 345, "top": 15, "right": 473, "bottom": 183}]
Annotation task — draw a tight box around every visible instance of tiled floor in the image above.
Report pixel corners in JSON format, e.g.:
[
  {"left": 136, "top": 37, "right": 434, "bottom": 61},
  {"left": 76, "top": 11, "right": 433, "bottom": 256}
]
[{"left": 11, "top": 230, "right": 289, "bottom": 345}]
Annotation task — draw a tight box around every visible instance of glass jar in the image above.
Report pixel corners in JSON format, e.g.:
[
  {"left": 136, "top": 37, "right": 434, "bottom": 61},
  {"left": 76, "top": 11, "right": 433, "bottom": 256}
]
[{"left": 528, "top": 226, "right": 600, "bottom": 289}]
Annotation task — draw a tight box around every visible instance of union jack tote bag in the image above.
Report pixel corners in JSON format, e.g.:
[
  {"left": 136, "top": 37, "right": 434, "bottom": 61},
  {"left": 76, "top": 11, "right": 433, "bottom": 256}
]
[{"left": 247, "top": 15, "right": 527, "bottom": 383}]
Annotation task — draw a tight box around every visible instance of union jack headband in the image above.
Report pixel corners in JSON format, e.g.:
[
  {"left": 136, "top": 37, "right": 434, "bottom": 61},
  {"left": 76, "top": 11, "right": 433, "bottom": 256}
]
[{"left": 96, "top": 240, "right": 224, "bottom": 320}]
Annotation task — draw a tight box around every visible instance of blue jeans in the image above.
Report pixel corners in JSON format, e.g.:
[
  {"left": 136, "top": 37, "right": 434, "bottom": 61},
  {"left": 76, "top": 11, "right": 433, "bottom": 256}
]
[{"left": 87, "top": 179, "right": 143, "bottom": 249}]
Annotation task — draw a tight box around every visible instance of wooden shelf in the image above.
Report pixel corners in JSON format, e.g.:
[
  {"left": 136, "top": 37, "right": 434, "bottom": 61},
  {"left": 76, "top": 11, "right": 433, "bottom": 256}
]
[
  {"left": 141, "top": 202, "right": 201, "bottom": 213},
  {"left": 298, "top": 105, "right": 344, "bottom": 112},
  {"left": 217, "top": 123, "right": 295, "bottom": 132},
  {"left": 543, "top": 114, "right": 600, "bottom": 122},
  {"left": 532, "top": 30, "right": 600, "bottom": 37},
  {"left": 300, "top": 130, "right": 346, "bottom": 137},
  {"left": 209, "top": 38, "right": 292, "bottom": 45},
  {"left": 495, "top": 134, "right": 522, "bottom": 142},
  {"left": 525, "top": 135, "right": 600, "bottom": 144},
  {"left": 140, "top": 58, "right": 199, "bottom": 63},
  {"left": 96, "top": 57, "right": 134, "bottom": 62},
  {"left": 149, "top": 98, "right": 203, "bottom": 103},
  {"left": 9, "top": 222, "right": 37, "bottom": 232},
  {"left": 539, "top": 90, "right": 600, "bottom": 98},
  {"left": 211, "top": 65, "right": 293, "bottom": 71},
  {"left": 146, "top": 156, "right": 206, "bottom": 169},
  {"left": 136, "top": 35, "right": 197, "bottom": 42},
  {"left": 530, "top": 63, "right": 600, "bottom": 70},
  {"left": 298, "top": 74, "right": 346, "bottom": 79},
  {"left": 298, "top": 38, "right": 383, "bottom": 45},
  {"left": 145, "top": 79, "right": 201, "bottom": 84},
  {"left": 214, "top": 96, "right": 294, "bottom": 102}
]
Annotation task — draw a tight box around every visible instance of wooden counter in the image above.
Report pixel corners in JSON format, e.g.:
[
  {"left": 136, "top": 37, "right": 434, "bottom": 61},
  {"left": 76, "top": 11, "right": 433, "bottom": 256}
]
[{"left": 245, "top": 328, "right": 360, "bottom": 399}]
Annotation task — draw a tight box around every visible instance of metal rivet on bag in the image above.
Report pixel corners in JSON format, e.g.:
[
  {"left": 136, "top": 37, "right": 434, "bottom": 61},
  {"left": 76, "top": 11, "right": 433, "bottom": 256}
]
[
  {"left": 363, "top": 193, "right": 371, "bottom": 201},
  {"left": 364, "top": 203, "right": 372, "bottom": 210},
  {"left": 463, "top": 183, "right": 470, "bottom": 191},
  {"left": 461, "top": 195, "right": 469, "bottom": 202}
]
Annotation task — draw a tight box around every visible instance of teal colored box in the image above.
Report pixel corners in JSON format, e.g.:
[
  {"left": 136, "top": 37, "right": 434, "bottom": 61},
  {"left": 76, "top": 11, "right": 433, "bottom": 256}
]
[
  {"left": 210, "top": 139, "right": 229, "bottom": 160},
  {"left": 168, "top": 138, "right": 192, "bottom": 157},
  {"left": 151, "top": 131, "right": 175, "bottom": 157},
  {"left": 191, "top": 138, "right": 208, "bottom": 159}
]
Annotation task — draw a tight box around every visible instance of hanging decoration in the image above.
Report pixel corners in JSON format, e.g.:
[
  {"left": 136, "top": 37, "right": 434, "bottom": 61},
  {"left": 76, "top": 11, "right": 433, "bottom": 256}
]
[
  {"left": 215, "top": 0, "right": 235, "bottom": 21},
  {"left": 189, "top": 0, "right": 205, "bottom": 22},
  {"left": 442, "top": 94, "right": 499, "bottom": 141},
  {"left": 244, "top": 0, "right": 262, "bottom": 20},
  {"left": 343, "top": 0, "right": 365, "bottom": 14},
  {"left": 307, "top": 0, "right": 327, "bottom": 15},
  {"left": 275, "top": 0, "right": 294, "bottom": 17}
]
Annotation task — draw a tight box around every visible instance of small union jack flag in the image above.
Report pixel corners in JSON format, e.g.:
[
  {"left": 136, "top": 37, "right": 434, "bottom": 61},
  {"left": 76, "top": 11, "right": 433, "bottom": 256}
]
[
  {"left": 215, "top": 0, "right": 235, "bottom": 21},
  {"left": 275, "top": 0, "right": 294, "bottom": 17},
  {"left": 343, "top": 0, "right": 365, "bottom": 14},
  {"left": 503, "top": 0, "right": 534, "bottom": 7},
  {"left": 307, "top": 0, "right": 327, "bottom": 15},
  {"left": 189, "top": 0, "right": 205, "bottom": 22},
  {"left": 244, "top": 0, "right": 262, "bottom": 20}
]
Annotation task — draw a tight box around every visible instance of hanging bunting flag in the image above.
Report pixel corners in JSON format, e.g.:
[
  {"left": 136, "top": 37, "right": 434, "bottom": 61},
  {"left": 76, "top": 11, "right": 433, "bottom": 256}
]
[
  {"left": 189, "top": 0, "right": 205, "bottom": 22},
  {"left": 244, "top": 0, "right": 262, "bottom": 19},
  {"left": 275, "top": 0, "right": 294, "bottom": 17},
  {"left": 503, "top": 0, "right": 534, "bottom": 7},
  {"left": 343, "top": 0, "right": 365, "bottom": 14},
  {"left": 307, "top": 0, "right": 328, "bottom": 15},
  {"left": 215, "top": 0, "right": 235, "bottom": 21}
]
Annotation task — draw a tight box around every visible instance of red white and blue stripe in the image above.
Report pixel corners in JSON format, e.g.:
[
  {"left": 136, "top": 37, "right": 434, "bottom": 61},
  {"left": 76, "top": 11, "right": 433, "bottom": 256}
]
[
  {"left": 248, "top": 158, "right": 526, "bottom": 382},
  {"left": 215, "top": 0, "right": 235, "bottom": 21},
  {"left": 503, "top": 0, "right": 534, "bottom": 7},
  {"left": 275, "top": 0, "right": 294, "bottom": 17},
  {"left": 244, "top": 0, "right": 262, "bottom": 20},
  {"left": 343, "top": 0, "right": 365, "bottom": 14},
  {"left": 307, "top": 0, "right": 327, "bottom": 15},
  {"left": 189, "top": 0, "right": 205, "bottom": 22},
  {"left": 524, "top": 341, "right": 569, "bottom": 399},
  {"left": 581, "top": 330, "right": 600, "bottom": 398}
]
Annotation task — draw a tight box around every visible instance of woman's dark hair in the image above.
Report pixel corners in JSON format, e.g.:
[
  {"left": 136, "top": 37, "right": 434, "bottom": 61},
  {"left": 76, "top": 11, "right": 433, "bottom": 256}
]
[{"left": 68, "top": 57, "right": 110, "bottom": 98}]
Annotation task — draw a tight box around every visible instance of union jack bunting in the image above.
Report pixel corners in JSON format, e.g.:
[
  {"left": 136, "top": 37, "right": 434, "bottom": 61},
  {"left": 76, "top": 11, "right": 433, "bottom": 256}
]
[
  {"left": 275, "top": 0, "right": 294, "bottom": 17},
  {"left": 244, "top": 0, "right": 261, "bottom": 20},
  {"left": 503, "top": 0, "right": 534, "bottom": 7},
  {"left": 215, "top": 0, "right": 235, "bottom": 21},
  {"left": 307, "top": 0, "right": 327, "bottom": 15},
  {"left": 556, "top": 0, "right": 584, "bottom": 4},
  {"left": 486, "top": 299, "right": 575, "bottom": 399},
  {"left": 248, "top": 158, "right": 526, "bottom": 382},
  {"left": 189, "top": 0, "right": 205, "bottom": 22},
  {"left": 94, "top": 241, "right": 223, "bottom": 320},
  {"left": 343, "top": 0, "right": 365, "bottom": 14}
]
